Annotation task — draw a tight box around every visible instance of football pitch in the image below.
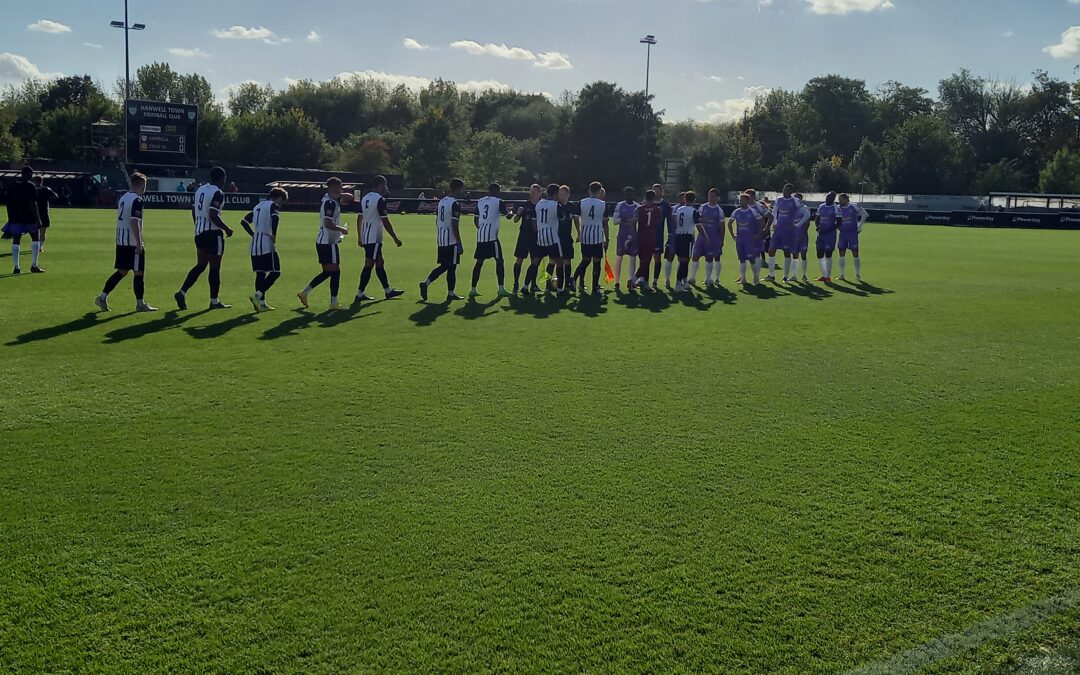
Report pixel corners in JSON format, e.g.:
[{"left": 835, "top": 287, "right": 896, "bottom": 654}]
[{"left": 2, "top": 209, "right": 1079, "bottom": 673}]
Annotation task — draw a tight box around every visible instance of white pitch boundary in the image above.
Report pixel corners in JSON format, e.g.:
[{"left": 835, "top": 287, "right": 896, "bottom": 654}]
[{"left": 847, "top": 587, "right": 1080, "bottom": 675}]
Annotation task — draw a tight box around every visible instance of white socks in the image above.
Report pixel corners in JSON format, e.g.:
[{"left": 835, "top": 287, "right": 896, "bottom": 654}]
[
  {"left": 767, "top": 256, "right": 776, "bottom": 276},
  {"left": 854, "top": 258, "right": 861, "bottom": 277},
  {"left": 11, "top": 244, "right": 19, "bottom": 269},
  {"left": 31, "top": 241, "right": 40, "bottom": 268},
  {"left": 664, "top": 260, "right": 672, "bottom": 284},
  {"left": 739, "top": 260, "right": 747, "bottom": 279},
  {"left": 800, "top": 259, "right": 807, "bottom": 278},
  {"left": 752, "top": 259, "right": 762, "bottom": 283},
  {"left": 691, "top": 260, "right": 700, "bottom": 281},
  {"left": 704, "top": 261, "right": 713, "bottom": 284},
  {"left": 783, "top": 257, "right": 791, "bottom": 279},
  {"left": 714, "top": 260, "right": 721, "bottom": 282},
  {"left": 839, "top": 257, "right": 847, "bottom": 277}
]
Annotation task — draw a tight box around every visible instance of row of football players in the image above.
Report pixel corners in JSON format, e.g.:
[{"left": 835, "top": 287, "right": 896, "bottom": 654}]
[{"left": 94, "top": 167, "right": 868, "bottom": 312}]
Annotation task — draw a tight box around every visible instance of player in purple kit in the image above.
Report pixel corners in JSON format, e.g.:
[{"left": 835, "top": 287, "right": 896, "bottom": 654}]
[
  {"left": 768, "top": 183, "right": 799, "bottom": 282},
  {"left": 612, "top": 187, "right": 639, "bottom": 291},
  {"left": 815, "top": 192, "right": 840, "bottom": 282},
  {"left": 792, "top": 192, "right": 812, "bottom": 282},
  {"left": 690, "top": 188, "right": 725, "bottom": 287},
  {"left": 837, "top": 193, "right": 869, "bottom": 281},
  {"left": 728, "top": 192, "right": 765, "bottom": 285}
]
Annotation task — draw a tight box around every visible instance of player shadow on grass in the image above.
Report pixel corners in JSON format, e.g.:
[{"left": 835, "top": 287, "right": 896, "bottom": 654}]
[
  {"left": 183, "top": 313, "right": 259, "bottom": 340},
  {"left": 502, "top": 293, "right": 565, "bottom": 319},
  {"left": 7, "top": 311, "right": 124, "bottom": 346},
  {"left": 612, "top": 288, "right": 673, "bottom": 313},
  {"left": 568, "top": 292, "right": 609, "bottom": 318},
  {"left": 409, "top": 300, "right": 455, "bottom": 326},
  {"left": 850, "top": 279, "right": 894, "bottom": 295},
  {"left": 101, "top": 309, "right": 210, "bottom": 344},
  {"left": 456, "top": 297, "right": 500, "bottom": 320},
  {"left": 743, "top": 283, "right": 788, "bottom": 300},
  {"left": 674, "top": 290, "right": 718, "bottom": 311},
  {"left": 700, "top": 283, "right": 739, "bottom": 307},
  {"left": 825, "top": 281, "right": 870, "bottom": 298},
  {"left": 784, "top": 282, "right": 833, "bottom": 301}
]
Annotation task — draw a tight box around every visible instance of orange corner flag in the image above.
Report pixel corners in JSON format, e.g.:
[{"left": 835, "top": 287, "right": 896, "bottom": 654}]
[{"left": 604, "top": 255, "right": 616, "bottom": 284}]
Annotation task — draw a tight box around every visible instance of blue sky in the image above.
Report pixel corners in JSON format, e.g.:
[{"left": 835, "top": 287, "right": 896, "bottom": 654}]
[{"left": 2, "top": 0, "right": 1078, "bottom": 122}]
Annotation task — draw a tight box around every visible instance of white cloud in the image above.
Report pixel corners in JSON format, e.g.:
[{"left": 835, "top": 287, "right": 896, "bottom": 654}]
[
  {"left": 169, "top": 47, "right": 210, "bottom": 58},
  {"left": 336, "top": 70, "right": 514, "bottom": 94},
  {"left": 805, "top": 0, "right": 894, "bottom": 14},
  {"left": 282, "top": 77, "right": 301, "bottom": 87},
  {"left": 696, "top": 86, "right": 771, "bottom": 122},
  {"left": 450, "top": 40, "right": 573, "bottom": 70},
  {"left": 403, "top": 37, "right": 432, "bottom": 51},
  {"left": 28, "top": 19, "right": 71, "bottom": 34},
  {"left": 699, "top": 74, "right": 725, "bottom": 83},
  {"left": 307, "top": 30, "right": 321, "bottom": 43},
  {"left": 0, "top": 52, "right": 62, "bottom": 84},
  {"left": 84, "top": 42, "right": 103, "bottom": 49},
  {"left": 1044, "top": 26, "right": 1080, "bottom": 59},
  {"left": 1001, "top": 29, "right": 1015, "bottom": 38},
  {"left": 212, "top": 25, "right": 283, "bottom": 44}
]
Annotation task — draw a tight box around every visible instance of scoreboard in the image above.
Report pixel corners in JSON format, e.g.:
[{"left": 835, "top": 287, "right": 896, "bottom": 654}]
[{"left": 125, "top": 100, "right": 198, "bottom": 167}]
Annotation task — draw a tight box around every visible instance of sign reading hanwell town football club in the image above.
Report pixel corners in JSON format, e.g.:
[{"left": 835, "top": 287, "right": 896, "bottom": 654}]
[{"left": 125, "top": 99, "right": 199, "bottom": 167}]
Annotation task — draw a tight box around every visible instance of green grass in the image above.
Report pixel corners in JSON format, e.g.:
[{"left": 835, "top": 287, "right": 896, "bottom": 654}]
[{"left": 1, "top": 208, "right": 1078, "bottom": 673}]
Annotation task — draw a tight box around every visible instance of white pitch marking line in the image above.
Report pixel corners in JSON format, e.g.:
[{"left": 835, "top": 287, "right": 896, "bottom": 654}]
[{"left": 847, "top": 587, "right": 1080, "bottom": 675}]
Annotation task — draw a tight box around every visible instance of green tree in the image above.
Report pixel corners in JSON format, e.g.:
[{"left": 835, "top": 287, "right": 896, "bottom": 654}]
[
  {"left": 222, "top": 109, "right": 329, "bottom": 167},
  {"left": 810, "top": 156, "right": 854, "bottom": 192},
  {"left": 557, "top": 82, "right": 661, "bottom": 189},
  {"left": 228, "top": 82, "right": 275, "bottom": 117},
  {"left": 873, "top": 81, "right": 934, "bottom": 134},
  {"left": 403, "top": 107, "right": 454, "bottom": 187},
  {"left": 791, "top": 75, "right": 875, "bottom": 161},
  {"left": 0, "top": 124, "right": 22, "bottom": 161},
  {"left": 882, "top": 116, "right": 970, "bottom": 193},
  {"left": 972, "top": 159, "right": 1028, "bottom": 194},
  {"left": 850, "top": 138, "right": 884, "bottom": 192},
  {"left": 1038, "top": 148, "right": 1080, "bottom": 193},
  {"left": 460, "top": 131, "right": 522, "bottom": 187},
  {"left": 339, "top": 138, "right": 391, "bottom": 174}
]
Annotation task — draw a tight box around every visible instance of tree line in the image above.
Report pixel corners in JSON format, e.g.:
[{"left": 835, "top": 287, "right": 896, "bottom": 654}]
[{"left": 1, "top": 63, "right": 1078, "bottom": 195}]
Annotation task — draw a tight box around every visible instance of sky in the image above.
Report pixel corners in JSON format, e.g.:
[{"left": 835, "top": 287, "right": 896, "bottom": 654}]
[{"left": 1, "top": 0, "right": 1078, "bottom": 123}]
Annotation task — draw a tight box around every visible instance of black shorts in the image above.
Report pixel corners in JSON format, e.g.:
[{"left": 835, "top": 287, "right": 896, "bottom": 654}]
[
  {"left": 674, "top": 234, "right": 694, "bottom": 258},
  {"left": 437, "top": 244, "right": 461, "bottom": 266},
  {"left": 251, "top": 252, "right": 281, "bottom": 273},
  {"left": 514, "top": 229, "right": 533, "bottom": 259},
  {"left": 195, "top": 230, "right": 225, "bottom": 256},
  {"left": 581, "top": 243, "right": 604, "bottom": 259},
  {"left": 558, "top": 230, "right": 575, "bottom": 260},
  {"left": 39, "top": 217, "right": 51, "bottom": 229},
  {"left": 316, "top": 243, "right": 340, "bottom": 265},
  {"left": 363, "top": 242, "right": 383, "bottom": 260},
  {"left": 114, "top": 245, "right": 145, "bottom": 272},
  {"left": 474, "top": 240, "right": 503, "bottom": 261},
  {"left": 541, "top": 242, "right": 564, "bottom": 259}
]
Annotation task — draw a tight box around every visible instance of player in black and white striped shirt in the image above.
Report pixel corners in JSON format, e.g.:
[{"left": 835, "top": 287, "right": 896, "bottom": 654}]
[
  {"left": 572, "top": 182, "right": 609, "bottom": 295},
  {"left": 95, "top": 172, "right": 157, "bottom": 312},
  {"left": 239, "top": 187, "right": 288, "bottom": 312},
  {"left": 419, "top": 178, "right": 465, "bottom": 302},
  {"left": 353, "top": 174, "right": 404, "bottom": 304},
  {"left": 520, "top": 184, "right": 565, "bottom": 296},
  {"left": 469, "top": 182, "right": 510, "bottom": 298},
  {"left": 297, "top": 177, "right": 351, "bottom": 310},
  {"left": 174, "top": 166, "right": 234, "bottom": 310}
]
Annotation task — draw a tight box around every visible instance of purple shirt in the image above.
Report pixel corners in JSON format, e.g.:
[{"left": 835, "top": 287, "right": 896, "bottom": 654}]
[
  {"left": 773, "top": 196, "right": 799, "bottom": 230},
  {"left": 699, "top": 204, "right": 724, "bottom": 238},
  {"left": 817, "top": 204, "right": 840, "bottom": 236},
  {"left": 615, "top": 201, "right": 639, "bottom": 231},
  {"left": 839, "top": 204, "right": 862, "bottom": 234},
  {"left": 733, "top": 207, "right": 759, "bottom": 237}
]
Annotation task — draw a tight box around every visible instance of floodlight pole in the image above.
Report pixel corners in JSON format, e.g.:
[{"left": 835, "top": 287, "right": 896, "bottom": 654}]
[
  {"left": 112, "top": 0, "right": 146, "bottom": 100},
  {"left": 640, "top": 35, "right": 657, "bottom": 99}
]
